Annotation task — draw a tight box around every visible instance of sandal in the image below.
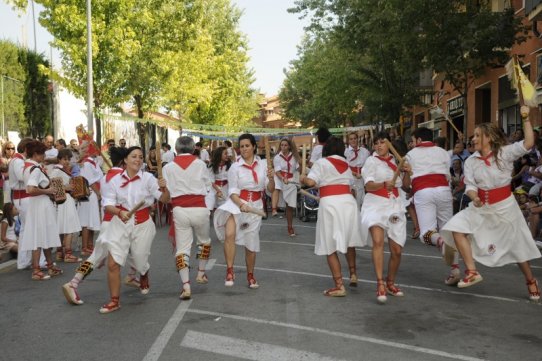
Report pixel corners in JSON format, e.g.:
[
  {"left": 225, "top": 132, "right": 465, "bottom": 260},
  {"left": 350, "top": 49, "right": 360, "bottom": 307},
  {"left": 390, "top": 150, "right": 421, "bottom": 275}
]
[
  {"left": 247, "top": 272, "right": 259, "bottom": 289},
  {"left": 457, "top": 269, "right": 483, "bottom": 288},
  {"left": 324, "top": 276, "right": 346, "bottom": 297},
  {"left": 64, "top": 251, "right": 82, "bottom": 263},
  {"left": 196, "top": 270, "right": 208, "bottom": 284},
  {"left": 225, "top": 267, "right": 235, "bottom": 287},
  {"left": 80, "top": 248, "right": 93, "bottom": 257},
  {"left": 179, "top": 281, "right": 192, "bottom": 300},
  {"left": 526, "top": 278, "right": 540, "bottom": 302},
  {"left": 32, "top": 268, "right": 51, "bottom": 281},
  {"left": 139, "top": 272, "right": 150, "bottom": 295},
  {"left": 444, "top": 265, "right": 461, "bottom": 286},
  {"left": 99, "top": 296, "right": 120, "bottom": 314},
  {"left": 56, "top": 250, "right": 65, "bottom": 262},
  {"left": 123, "top": 275, "right": 141, "bottom": 288},
  {"left": 411, "top": 228, "right": 420, "bottom": 239},
  {"left": 62, "top": 283, "right": 84, "bottom": 305},
  {"left": 47, "top": 263, "right": 63, "bottom": 277},
  {"left": 376, "top": 279, "right": 387, "bottom": 304},
  {"left": 288, "top": 226, "right": 296, "bottom": 237},
  {"left": 385, "top": 277, "right": 404, "bottom": 297},
  {"left": 349, "top": 274, "right": 358, "bottom": 287}
]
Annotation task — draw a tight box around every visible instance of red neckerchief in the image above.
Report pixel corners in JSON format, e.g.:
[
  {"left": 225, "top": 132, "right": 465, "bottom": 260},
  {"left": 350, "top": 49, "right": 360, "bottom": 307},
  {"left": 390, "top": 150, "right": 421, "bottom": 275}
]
[
  {"left": 242, "top": 161, "right": 259, "bottom": 183},
  {"left": 54, "top": 165, "right": 72, "bottom": 177},
  {"left": 477, "top": 152, "right": 493, "bottom": 166},
  {"left": 375, "top": 155, "right": 398, "bottom": 172},
  {"left": 280, "top": 153, "right": 293, "bottom": 174},
  {"left": 173, "top": 154, "right": 197, "bottom": 169},
  {"left": 415, "top": 141, "right": 435, "bottom": 148},
  {"left": 120, "top": 174, "right": 140, "bottom": 188},
  {"left": 83, "top": 157, "right": 96, "bottom": 167},
  {"left": 325, "top": 157, "right": 349, "bottom": 174},
  {"left": 13, "top": 153, "right": 24, "bottom": 160},
  {"left": 350, "top": 147, "right": 359, "bottom": 161},
  {"left": 106, "top": 168, "right": 123, "bottom": 183}
]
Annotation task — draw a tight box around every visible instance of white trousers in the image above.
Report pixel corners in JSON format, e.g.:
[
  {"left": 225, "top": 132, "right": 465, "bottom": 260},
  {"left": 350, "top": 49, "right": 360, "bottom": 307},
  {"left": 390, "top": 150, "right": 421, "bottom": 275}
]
[
  {"left": 173, "top": 207, "right": 211, "bottom": 255},
  {"left": 15, "top": 197, "right": 31, "bottom": 269},
  {"left": 413, "top": 186, "right": 453, "bottom": 241}
]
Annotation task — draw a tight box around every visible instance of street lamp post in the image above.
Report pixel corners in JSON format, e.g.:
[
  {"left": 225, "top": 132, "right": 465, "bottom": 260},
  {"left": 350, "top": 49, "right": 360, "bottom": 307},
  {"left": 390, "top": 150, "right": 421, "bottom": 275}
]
[{"left": 86, "top": 0, "right": 94, "bottom": 133}]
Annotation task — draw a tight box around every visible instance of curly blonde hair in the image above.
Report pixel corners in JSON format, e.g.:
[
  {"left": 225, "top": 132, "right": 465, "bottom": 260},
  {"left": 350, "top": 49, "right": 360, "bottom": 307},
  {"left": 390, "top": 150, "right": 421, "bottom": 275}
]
[{"left": 475, "top": 123, "right": 508, "bottom": 170}]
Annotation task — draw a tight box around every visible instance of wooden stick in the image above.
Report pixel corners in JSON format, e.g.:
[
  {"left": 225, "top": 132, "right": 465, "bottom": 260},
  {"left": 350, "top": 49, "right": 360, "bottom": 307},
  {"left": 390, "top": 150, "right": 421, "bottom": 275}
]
[
  {"left": 301, "top": 144, "right": 307, "bottom": 175},
  {"left": 264, "top": 136, "right": 272, "bottom": 169},
  {"left": 384, "top": 139, "right": 403, "bottom": 162},
  {"left": 299, "top": 188, "right": 320, "bottom": 202},
  {"left": 246, "top": 206, "right": 266, "bottom": 217},
  {"left": 155, "top": 130, "right": 163, "bottom": 179},
  {"left": 390, "top": 158, "right": 405, "bottom": 187},
  {"left": 126, "top": 200, "right": 146, "bottom": 218},
  {"left": 442, "top": 112, "right": 462, "bottom": 136}
]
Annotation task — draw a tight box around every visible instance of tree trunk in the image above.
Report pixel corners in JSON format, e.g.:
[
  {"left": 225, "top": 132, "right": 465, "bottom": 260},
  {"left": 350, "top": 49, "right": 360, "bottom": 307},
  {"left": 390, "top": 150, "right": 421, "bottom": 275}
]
[{"left": 134, "top": 94, "right": 148, "bottom": 157}]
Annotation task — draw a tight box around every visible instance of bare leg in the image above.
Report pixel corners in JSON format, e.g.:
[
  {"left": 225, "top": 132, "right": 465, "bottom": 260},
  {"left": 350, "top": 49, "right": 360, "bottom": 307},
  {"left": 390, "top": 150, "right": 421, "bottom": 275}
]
[
  {"left": 518, "top": 261, "right": 540, "bottom": 300},
  {"left": 107, "top": 253, "right": 121, "bottom": 299},
  {"left": 370, "top": 226, "right": 385, "bottom": 280},
  {"left": 452, "top": 231, "right": 476, "bottom": 271},
  {"left": 386, "top": 239, "right": 402, "bottom": 282},
  {"left": 271, "top": 190, "right": 280, "bottom": 215},
  {"left": 224, "top": 215, "right": 236, "bottom": 268},
  {"left": 408, "top": 204, "right": 420, "bottom": 237},
  {"left": 346, "top": 247, "right": 357, "bottom": 279},
  {"left": 245, "top": 248, "right": 256, "bottom": 274}
]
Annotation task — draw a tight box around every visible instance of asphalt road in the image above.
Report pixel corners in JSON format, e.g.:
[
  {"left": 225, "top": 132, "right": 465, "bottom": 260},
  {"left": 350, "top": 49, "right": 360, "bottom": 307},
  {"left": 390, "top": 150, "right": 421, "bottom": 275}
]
[{"left": 0, "top": 213, "right": 541, "bottom": 361}]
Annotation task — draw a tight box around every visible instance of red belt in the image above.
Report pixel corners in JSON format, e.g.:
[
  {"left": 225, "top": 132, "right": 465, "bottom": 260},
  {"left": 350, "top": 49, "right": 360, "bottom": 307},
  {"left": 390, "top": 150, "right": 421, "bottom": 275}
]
[
  {"left": 478, "top": 185, "right": 511, "bottom": 205},
  {"left": 118, "top": 205, "right": 150, "bottom": 225},
  {"left": 367, "top": 187, "right": 399, "bottom": 198},
  {"left": 214, "top": 180, "right": 228, "bottom": 186},
  {"left": 103, "top": 212, "right": 113, "bottom": 222},
  {"left": 12, "top": 189, "right": 30, "bottom": 200},
  {"left": 239, "top": 189, "right": 262, "bottom": 202},
  {"left": 319, "top": 184, "right": 351, "bottom": 198},
  {"left": 349, "top": 166, "right": 362, "bottom": 174},
  {"left": 412, "top": 174, "right": 448, "bottom": 194},
  {"left": 171, "top": 194, "right": 206, "bottom": 208},
  {"left": 280, "top": 171, "right": 294, "bottom": 179}
]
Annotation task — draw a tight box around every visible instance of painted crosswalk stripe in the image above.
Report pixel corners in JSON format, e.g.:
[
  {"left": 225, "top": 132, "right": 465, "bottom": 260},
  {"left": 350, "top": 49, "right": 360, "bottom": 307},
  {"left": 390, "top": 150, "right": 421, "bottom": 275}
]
[
  {"left": 180, "top": 330, "right": 346, "bottom": 361},
  {"left": 205, "top": 258, "right": 216, "bottom": 271},
  {"left": 186, "top": 310, "right": 485, "bottom": 361}
]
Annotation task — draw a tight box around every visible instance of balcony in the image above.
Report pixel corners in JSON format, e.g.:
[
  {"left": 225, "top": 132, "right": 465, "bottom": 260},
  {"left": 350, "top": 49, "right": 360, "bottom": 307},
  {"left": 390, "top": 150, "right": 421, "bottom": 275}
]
[{"left": 527, "top": 0, "right": 542, "bottom": 21}]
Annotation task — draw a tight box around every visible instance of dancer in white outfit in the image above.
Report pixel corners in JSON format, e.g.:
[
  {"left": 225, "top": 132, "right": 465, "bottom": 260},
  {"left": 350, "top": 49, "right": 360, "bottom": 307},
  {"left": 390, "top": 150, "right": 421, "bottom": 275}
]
[
  {"left": 163, "top": 137, "right": 212, "bottom": 300},
  {"left": 301, "top": 137, "right": 363, "bottom": 297},
  {"left": 18, "top": 141, "right": 62, "bottom": 280},
  {"left": 207, "top": 146, "right": 231, "bottom": 210},
  {"left": 213, "top": 133, "right": 275, "bottom": 288},
  {"left": 273, "top": 138, "right": 301, "bottom": 236},
  {"left": 345, "top": 132, "right": 370, "bottom": 209},
  {"left": 441, "top": 106, "right": 541, "bottom": 301},
  {"left": 360, "top": 132, "right": 411, "bottom": 304}
]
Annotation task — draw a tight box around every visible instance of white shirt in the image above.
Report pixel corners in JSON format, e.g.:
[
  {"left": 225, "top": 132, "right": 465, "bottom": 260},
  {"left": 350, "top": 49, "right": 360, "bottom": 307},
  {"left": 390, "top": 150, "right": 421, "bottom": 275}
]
[
  {"left": 199, "top": 149, "right": 210, "bottom": 163},
  {"left": 362, "top": 154, "right": 402, "bottom": 188},
  {"left": 228, "top": 157, "right": 269, "bottom": 195},
  {"left": 44, "top": 148, "right": 58, "bottom": 160},
  {"left": 162, "top": 155, "right": 211, "bottom": 197},
  {"left": 51, "top": 165, "right": 72, "bottom": 186},
  {"left": 307, "top": 155, "right": 354, "bottom": 187},
  {"left": 8, "top": 155, "right": 25, "bottom": 190},
  {"left": 273, "top": 152, "right": 299, "bottom": 174},
  {"left": 464, "top": 141, "right": 527, "bottom": 193},
  {"left": 162, "top": 150, "right": 175, "bottom": 164},
  {"left": 102, "top": 169, "right": 162, "bottom": 210},
  {"left": 209, "top": 164, "right": 229, "bottom": 182},
  {"left": 406, "top": 143, "right": 451, "bottom": 181},
  {"left": 345, "top": 145, "right": 370, "bottom": 168},
  {"left": 79, "top": 157, "right": 103, "bottom": 186},
  {"left": 24, "top": 160, "right": 49, "bottom": 189}
]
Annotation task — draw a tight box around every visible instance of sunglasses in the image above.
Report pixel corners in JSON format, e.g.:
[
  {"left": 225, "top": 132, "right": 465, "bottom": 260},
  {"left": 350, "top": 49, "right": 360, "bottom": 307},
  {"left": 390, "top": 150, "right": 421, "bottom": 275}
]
[{"left": 6, "top": 147, "right": 14, "bottom": 150}]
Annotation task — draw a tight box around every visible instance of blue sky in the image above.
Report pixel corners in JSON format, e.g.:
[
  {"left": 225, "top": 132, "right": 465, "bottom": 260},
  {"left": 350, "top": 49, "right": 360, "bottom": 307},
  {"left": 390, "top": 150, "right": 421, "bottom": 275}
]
[{"left": 0, "top": 0, "right": 308, "bottom": 97}]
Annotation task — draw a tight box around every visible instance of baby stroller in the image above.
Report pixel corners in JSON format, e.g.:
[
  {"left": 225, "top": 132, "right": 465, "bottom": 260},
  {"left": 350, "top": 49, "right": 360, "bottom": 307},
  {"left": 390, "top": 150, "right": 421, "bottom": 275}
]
[{"left": 298, "top": 188, "right": 319, "bottom": 222}]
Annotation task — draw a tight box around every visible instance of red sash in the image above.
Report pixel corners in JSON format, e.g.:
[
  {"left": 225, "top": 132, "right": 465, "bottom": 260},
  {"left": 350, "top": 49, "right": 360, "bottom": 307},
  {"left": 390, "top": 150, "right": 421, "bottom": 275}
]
[
  {"left": 214, "top": 180, "right": 228, "bottom": 186},
  {"left": 411, "top": 174, "right": 448, "bottom": 194},
  {"left": 367, "top": 187, "right": 399, "bottom": 198},
  {"left": 118, "top": 205, "right": 150, "bottom": 225},
  {"left": 478, "top": 185, "right": 511, "bottom": 205},
  {"left": 239, "top": 189, "right": 262, "bottom": 202},
  {"left": 349, "top": 166, "right": 362, "bottom": 175},
  {"left": 12, "top": 189, "right": 30, "bottom": 200},
  {"left": 280, "top": 171, "right": 293, "bottom": 179},
  {"left": 171, "top": 195, "right": 206, "bottom": 208},
  {"left": 319, "top": 184, "right": 351, "bottom": 198}
]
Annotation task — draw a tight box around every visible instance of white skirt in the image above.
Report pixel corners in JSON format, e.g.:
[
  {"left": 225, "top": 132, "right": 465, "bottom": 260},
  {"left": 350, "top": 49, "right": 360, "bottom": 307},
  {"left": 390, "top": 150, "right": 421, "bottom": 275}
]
[
  {"left": 213, "top": 198, "right": 263, "bottom": 252},
  {"left": 315, "top": 194, "right": 363, "bottom": 256},
  {"left": 280, "top": 182, "right": 298, "bottom": 208},
  {"left": 206, "top": 184, "right": 229, "bottom": 210},
  {"left": 57, "top": 194, "right": 82, "bottom": 234},
  {"left": 19, "top": 195, "right": 60, "bottom": 251},
  {"left": 360, "top": 193, "right": 407, "bottom": 247},
  {"left": 77, "top": 191, "right": 101, "bottom": 231},
  {"left": 441, "top": 195, "right": 541, "bottom": 267}
]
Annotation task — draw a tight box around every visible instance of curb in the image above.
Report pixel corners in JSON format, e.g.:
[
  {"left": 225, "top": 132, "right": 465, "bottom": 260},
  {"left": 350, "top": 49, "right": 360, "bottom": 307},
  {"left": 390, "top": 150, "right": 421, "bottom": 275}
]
[{"left": 0, "top": 260, "right": 17, "bottom": 272}]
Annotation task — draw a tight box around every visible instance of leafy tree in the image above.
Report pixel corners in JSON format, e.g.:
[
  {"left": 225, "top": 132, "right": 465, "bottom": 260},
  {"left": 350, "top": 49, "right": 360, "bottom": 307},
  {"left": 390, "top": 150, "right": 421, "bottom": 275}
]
[{"left": 0, "top": 40, "right": 26, "bottom": 137}]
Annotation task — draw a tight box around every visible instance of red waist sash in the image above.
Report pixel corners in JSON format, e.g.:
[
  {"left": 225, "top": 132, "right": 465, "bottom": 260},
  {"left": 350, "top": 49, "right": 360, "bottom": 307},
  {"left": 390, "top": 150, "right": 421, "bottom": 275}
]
[
  {"left": 280, "top": 171, "right": 294, "bottom": 179},
  {"left": 411, "top": 174, "right": 448, "bottom": 194},
  {"left": 478, "top": 185, "right": 511, "bottom": 205},
  {"left": 319, "top": 184, "right": 351, "bottom": 198},
  {"left": 367, "top": 187, "right": 399, "bottom": 198},
  {"left": 214, "top": 180, "right": 228, "bottom": 186},
  {"left": 349, "top": 166, "right": 362, "bottom": 174},
  {"left": 239, "top": 189, "right": 262, "bottom": 202},
  {"left": 12, "top": 189, "right": 30, "bottom": 200},
  {"left": 171, "top": 194, "right": 206, "bottom": 208},
  {"left": 118, "top": 205, "right": 151, "bottom": 225}
]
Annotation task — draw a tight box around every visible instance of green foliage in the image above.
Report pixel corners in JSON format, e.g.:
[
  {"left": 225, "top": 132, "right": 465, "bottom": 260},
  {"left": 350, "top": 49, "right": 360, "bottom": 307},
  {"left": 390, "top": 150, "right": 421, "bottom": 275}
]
[{"left": 0, "top": 40, "right": 26, "bottom": 136}]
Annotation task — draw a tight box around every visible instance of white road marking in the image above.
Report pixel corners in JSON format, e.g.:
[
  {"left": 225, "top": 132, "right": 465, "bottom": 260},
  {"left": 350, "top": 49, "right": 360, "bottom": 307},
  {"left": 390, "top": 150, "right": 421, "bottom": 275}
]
[
  {"left": 142, "top": 300, "right": 192, "bottom": 361},
  {"left": 205, "top": 259, "right": 216, "bottom": 271},
  {"left": 262, "top": 222, "right": 316, "bottom": 229},
  {"left": 180, "top": 330, "right": 347, "bottom": 361},
  {"left": 186, "top": 309, "right": 486, "bottom": 361},
  {"left": 214, "top": 263, "right": 520, "bottom": 303}
]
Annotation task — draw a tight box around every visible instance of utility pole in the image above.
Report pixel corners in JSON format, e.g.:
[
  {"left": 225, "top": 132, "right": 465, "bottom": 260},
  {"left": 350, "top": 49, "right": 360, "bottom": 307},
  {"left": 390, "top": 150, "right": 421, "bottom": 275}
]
[{"left": 86, "top": 0, "right": 94, "bottom": 134}]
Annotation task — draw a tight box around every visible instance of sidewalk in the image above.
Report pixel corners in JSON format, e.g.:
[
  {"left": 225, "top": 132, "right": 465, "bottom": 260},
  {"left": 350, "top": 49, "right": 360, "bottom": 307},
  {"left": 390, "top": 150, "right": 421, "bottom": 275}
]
[{"left": 0, "top": 249, "right": 16, "bottom": 271}]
